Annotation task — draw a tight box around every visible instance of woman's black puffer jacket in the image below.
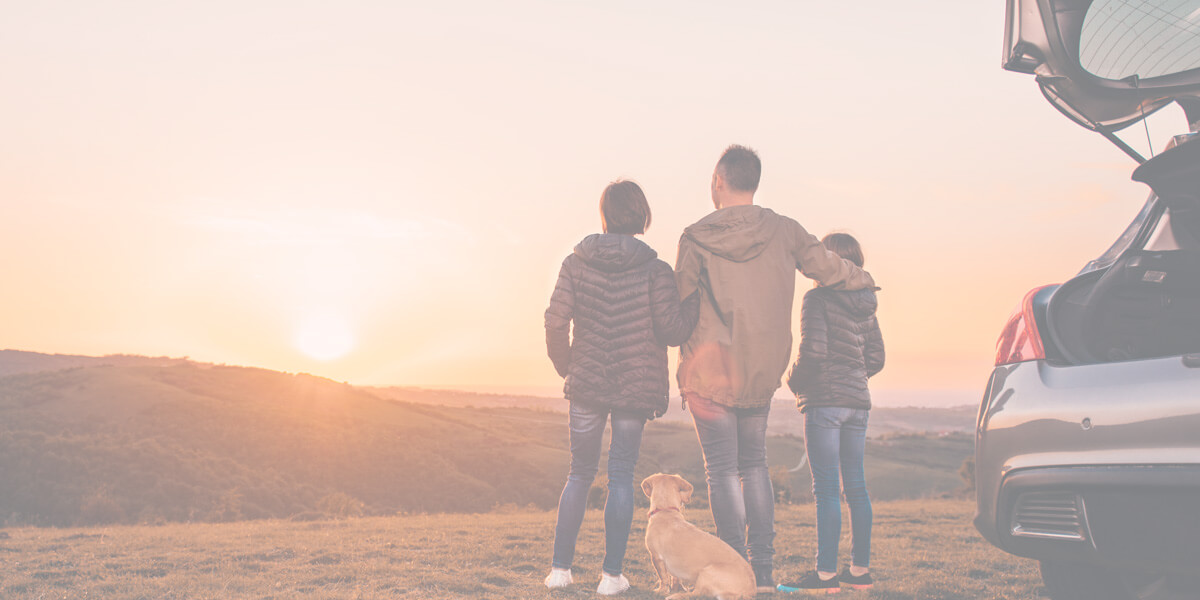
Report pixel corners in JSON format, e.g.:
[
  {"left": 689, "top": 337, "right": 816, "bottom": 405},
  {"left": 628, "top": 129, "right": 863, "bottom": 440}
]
[
  {"left": 787, "top": 286, "right": 884, "bottom": 412},
  {"left": 545, "top": 234, "right": 699, "bottom": 419}
]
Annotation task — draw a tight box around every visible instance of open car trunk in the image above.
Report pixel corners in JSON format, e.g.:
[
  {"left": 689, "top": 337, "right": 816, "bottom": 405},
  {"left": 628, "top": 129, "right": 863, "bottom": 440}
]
[
  {"left": 1046, "top": 135, "right": 1200, "bottom": 364},
  {"left": 1004, "top": 0, "right": 1200, "bottom": 361}
]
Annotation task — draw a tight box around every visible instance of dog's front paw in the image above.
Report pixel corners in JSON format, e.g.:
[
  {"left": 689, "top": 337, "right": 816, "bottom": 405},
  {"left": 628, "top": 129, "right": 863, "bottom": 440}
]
[
  {"left": 667, "top": 576, "right": 685, "bottom": 593},
  {"left": 657, "top": 580, "right": 686, "bottom": 595},
  {"left": 653, "top": 576, "right": 672, "bottom": 594}
]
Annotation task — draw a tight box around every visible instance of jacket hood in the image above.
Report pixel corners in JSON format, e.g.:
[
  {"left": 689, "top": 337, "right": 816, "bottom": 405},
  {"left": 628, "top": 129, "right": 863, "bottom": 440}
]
[
  {"left": 574, "top": 233, "right": 658, "bottom": 273},
  {"left": 822, "top": 287, "right": 878, "bottom": 318},
  {"left": 683, "top": 205, "right": 781, "bottom": 263}
]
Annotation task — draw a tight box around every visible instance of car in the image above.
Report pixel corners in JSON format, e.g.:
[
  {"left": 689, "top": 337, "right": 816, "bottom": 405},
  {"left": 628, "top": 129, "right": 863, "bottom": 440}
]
[{"left": 974, "top": 1, "right": 1200, "bottom": 599}]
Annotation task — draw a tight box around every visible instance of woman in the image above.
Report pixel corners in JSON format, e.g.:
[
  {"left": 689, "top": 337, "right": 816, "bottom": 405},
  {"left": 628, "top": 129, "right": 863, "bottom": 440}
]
[{"left": 543, "top": 180, "right": 698, "bottom": 595}]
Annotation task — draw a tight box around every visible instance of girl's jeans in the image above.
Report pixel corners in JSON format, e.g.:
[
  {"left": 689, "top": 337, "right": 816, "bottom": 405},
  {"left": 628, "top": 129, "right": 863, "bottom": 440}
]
[
  {"left": 551, "top": 401, "right": 646, "bottom": 576},
  {"left": 804, "top": 406, "right": 872, "bottom": 573}
]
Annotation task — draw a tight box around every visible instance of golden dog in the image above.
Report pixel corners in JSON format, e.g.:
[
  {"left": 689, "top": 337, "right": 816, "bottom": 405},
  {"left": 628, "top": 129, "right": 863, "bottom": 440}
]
[{"left": 642, "top": 473, "right": 757, "bottom": 600}]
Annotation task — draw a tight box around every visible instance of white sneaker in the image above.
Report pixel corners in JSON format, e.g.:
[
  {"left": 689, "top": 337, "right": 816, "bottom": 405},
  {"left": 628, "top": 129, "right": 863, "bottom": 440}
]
[
  {"left": 544, "top": 568, "right": 573, "bottom": 589},
  {"left": 597, "top": 573, "right": 630, "bottom": 595}
]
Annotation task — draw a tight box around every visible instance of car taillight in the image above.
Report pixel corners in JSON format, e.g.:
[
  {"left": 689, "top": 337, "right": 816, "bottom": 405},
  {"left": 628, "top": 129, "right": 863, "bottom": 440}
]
[{"left": 994, "top": 285, "right": 1056, "bottom": 366}]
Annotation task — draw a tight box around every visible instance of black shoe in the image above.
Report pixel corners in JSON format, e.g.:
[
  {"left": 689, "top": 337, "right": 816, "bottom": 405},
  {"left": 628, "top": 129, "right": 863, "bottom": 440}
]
[
  {"left": 837, "top": 568, "right": 873, "bottom": 590},
  {"left": 753, "top": 564, "right": 775, "bottom": 593},
  {"left": 777, "top": 571, "right": 840, "bottom": 594}
]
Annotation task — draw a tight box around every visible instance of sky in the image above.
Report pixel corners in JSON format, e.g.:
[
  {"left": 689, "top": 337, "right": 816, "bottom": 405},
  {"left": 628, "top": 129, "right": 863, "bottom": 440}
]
[{"left": 0, "top": 1, "right": 1191, "bottom": 404}]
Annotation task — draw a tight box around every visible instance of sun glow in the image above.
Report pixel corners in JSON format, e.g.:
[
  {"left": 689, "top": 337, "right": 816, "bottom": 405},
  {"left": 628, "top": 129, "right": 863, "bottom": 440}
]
[{"left": 293, "top": 312, "right": 355, "bottom": 361}]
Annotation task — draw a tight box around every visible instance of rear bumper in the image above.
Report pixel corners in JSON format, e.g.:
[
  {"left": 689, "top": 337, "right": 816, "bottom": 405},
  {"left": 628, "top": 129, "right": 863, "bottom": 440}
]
[{"left": 982, "top": 465, "right": 1200, "bottom": 573}]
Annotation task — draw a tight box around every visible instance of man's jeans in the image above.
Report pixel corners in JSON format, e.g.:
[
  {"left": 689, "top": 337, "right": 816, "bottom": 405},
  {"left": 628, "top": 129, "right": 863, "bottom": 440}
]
[
  {"left": 805, "top": 406, "right": 872, "bottom": 573},
  {"left": 686, "top": 393, "right": 775, "bottom": 571},
  {"left": 551, "top": 401, "right": 646, "bottom": 576}
]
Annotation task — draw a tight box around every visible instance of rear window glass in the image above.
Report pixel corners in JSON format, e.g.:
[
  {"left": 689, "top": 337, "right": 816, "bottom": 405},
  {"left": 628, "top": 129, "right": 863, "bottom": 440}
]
[{"left": 1080, "top": 0, "right": 1200, "bottom": 80}]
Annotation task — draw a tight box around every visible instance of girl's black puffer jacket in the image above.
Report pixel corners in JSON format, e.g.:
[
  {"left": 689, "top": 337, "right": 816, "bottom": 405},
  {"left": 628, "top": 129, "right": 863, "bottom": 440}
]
[
  {"left": 545, "top": 234, "right": 699, "bottom": 419},
  {"left": 787, "top": 286, "right": 885, "bottom": 412}
]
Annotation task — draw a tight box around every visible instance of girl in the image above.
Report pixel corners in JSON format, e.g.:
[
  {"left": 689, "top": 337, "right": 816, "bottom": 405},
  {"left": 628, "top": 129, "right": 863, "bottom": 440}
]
[
  {"left": 543, "top": 180, "right": 698, "bottom": 595},
  {"left": 778, "top": 233, "right": 884, "bottom": 594}
]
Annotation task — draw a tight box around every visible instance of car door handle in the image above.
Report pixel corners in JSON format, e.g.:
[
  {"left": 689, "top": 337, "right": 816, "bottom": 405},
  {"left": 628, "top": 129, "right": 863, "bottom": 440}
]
[{"left": 1184, "top": 354, "right": 1200, "bottom": 368}]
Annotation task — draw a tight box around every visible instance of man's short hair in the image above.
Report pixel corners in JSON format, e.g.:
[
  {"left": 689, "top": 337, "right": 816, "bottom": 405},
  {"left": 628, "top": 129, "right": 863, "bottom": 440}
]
[
  {"left": 600, "top": 180, "right": 652, "bottom": 235},
  {"left": 716, "top": 145, "right": 761, "bottom": 193}
]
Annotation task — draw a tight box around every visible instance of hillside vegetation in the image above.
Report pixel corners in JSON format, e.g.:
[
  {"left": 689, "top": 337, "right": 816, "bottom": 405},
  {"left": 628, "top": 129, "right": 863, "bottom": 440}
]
[{"left": 0, "top": 351, "right": 973, "bottom": 527}]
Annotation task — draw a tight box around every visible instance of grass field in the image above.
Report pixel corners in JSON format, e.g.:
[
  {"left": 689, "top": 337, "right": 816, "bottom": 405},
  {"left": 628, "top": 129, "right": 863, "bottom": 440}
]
[{"left": 0, "top": 499, "right": 1043, "bottom": 599}]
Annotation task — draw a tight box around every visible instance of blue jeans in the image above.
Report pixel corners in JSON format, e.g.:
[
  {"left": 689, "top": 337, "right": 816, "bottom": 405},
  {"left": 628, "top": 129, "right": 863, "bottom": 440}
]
[
  {"left": 687, "top": 394, "right": 775, "bottom": 571},
  {"left": 551, "top": 401, "right": 646, "bottom": 576},
  {"left": 805, "top": 406, "right": 872, "bottom": 573}
]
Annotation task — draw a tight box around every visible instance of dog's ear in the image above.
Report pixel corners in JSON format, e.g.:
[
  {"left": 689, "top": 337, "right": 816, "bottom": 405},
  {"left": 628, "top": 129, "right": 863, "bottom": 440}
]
[
  {"left": 674, "top": 476, "right": 694, "bottom": 505},
  {"left": 641, "top": 475, "right": 657, "bottom": 498}
]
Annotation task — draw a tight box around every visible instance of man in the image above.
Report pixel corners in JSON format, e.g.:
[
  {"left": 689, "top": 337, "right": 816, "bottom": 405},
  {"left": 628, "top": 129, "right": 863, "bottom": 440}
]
[{"left": 675, "top": 145, "right": 875, "bottom": 592}]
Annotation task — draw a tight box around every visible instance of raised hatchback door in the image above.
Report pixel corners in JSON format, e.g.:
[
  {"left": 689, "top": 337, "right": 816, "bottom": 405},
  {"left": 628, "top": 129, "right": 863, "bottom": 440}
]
[{"left": 1004, "top": 0, "right": 1200, "bottom": 161}]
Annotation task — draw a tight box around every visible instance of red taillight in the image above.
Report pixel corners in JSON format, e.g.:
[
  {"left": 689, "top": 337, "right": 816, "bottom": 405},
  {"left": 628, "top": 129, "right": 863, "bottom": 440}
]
[{"left": 994, "top": 285, "right": 1056, "bottom": 366}]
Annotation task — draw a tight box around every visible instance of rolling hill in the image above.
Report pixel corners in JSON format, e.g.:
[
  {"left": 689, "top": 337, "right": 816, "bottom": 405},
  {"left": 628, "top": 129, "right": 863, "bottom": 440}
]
[
  {"left": 0, "top": 351, "right": 973, "bottom": 527},
  {"left": 0, "top": 358, "right": 571, "bottom": 525}
]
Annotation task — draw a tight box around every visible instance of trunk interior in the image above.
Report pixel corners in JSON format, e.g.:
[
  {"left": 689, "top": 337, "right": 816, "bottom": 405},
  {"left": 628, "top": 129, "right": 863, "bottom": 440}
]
[{"left": 1046, "top": 140, "right": 1200, "bottom": 365}]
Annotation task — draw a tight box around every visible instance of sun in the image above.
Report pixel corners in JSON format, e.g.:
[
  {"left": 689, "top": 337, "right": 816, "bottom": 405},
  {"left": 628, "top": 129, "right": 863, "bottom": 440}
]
[{"left": 293, "top": 311, "right": 355, "bottom": 361}]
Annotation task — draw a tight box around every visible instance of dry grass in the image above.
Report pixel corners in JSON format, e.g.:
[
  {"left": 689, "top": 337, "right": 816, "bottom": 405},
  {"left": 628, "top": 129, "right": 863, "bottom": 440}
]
[{"left": 0, "top": 499, "right": 1042, "bottom": 599}]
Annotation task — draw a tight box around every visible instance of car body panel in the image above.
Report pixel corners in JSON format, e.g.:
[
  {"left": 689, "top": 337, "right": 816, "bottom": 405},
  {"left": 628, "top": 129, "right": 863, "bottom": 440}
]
[
  {"left": 975, "top": 355, "right": 1200, "bottom": 564},
  {"left": 1003, "top": 448, "right": 1200, "bottom": 471}
]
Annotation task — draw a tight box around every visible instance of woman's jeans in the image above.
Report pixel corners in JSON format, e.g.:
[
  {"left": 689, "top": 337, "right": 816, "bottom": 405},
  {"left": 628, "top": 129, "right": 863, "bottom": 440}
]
[
  {"left": 686, "top": 393, "right": 775, "bottom": 571},
  {"left": 551, "top": 401, "right": 646, "bottom": 576},
  {"left": 804, "top": 406, "right": 872, "bottom": 573}
]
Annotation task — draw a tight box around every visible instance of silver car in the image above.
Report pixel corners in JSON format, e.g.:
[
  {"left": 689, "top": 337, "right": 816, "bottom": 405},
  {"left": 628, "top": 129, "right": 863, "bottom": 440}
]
[{"left": 975, "top": 1, "right": 1200, "bottom": 599}]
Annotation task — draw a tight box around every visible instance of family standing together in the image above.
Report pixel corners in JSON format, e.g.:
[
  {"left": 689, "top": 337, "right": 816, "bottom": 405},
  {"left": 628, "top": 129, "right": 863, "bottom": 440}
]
[{"left": 544, "top": 145, "right": 884, "bottom": 596}]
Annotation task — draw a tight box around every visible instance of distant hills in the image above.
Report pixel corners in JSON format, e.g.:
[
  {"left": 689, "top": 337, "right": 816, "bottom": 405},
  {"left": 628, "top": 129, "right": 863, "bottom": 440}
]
[
  {"left": 0, "top": 350, "right": 189, "bottom": 378},
  {"left": 369, "top": 385, "right": 978, "bottom": 437},
  {"left": 0, "top": 350, "right": 974, "bottom": 527}
]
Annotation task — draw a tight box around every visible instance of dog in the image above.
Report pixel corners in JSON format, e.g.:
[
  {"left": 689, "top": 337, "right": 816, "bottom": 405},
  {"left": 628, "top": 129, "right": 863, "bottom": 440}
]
[{"left": 641, "top": 473, "right": 758, "bottom": 600}]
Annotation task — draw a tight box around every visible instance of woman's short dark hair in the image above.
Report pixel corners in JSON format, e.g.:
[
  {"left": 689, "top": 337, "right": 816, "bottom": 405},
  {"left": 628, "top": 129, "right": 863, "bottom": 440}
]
[
  {"left": 821, "top": 233, "right": 865, "bottom": 267},
  {"left": 600, "top": 180, "right": 652, "bottom": 235}
]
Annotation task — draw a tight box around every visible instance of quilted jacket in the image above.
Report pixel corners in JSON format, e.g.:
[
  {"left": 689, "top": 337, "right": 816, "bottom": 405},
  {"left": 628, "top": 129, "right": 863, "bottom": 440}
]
[
  {"left": 787, "top": 286, "right": 885, "bottom": 411},
  {"left": 545, "top": 234, "right": 699, "bottom": 419}
]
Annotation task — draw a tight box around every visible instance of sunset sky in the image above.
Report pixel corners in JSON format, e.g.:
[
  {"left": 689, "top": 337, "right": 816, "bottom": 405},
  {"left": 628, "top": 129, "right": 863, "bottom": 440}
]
[{"left": 1, "top": 1, "right": 1190, "bottom": 404}]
